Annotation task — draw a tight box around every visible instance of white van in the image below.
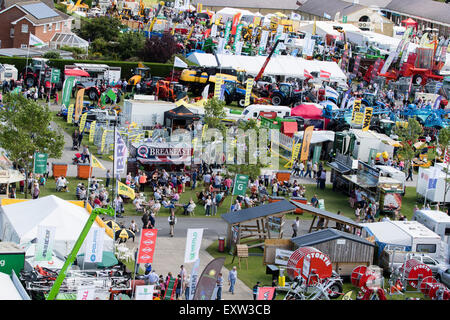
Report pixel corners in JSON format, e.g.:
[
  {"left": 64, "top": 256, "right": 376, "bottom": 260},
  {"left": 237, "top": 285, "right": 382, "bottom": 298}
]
[
  {"left": 0, "top": 64, "right": 18, "bottom": 82},
  {"left": 240, "top": 104, "right": 291, "bottom": 121},
  {"left": 413, "top": 210, "right": 450, "bottom": 245}
]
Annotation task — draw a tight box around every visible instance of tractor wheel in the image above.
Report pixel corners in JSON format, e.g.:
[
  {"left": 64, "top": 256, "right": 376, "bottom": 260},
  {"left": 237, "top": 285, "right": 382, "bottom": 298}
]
[
  {"left": 224, "top": 93, "right": 233, "bottom": 105},
  {"left": 238, "top": 98, "right": 246, "bottom": 108},
  {"left": 413, "top": 74, "right": 423, "bottom": 86},
  {"left": 271, "top": 94, "right": 283, "bottom": 106},
  {"left": 25, "top": 76, "right": 36, "bottom": 88},
  {"left": 88, "top": 89, "right": 98, "bottom": 101}
]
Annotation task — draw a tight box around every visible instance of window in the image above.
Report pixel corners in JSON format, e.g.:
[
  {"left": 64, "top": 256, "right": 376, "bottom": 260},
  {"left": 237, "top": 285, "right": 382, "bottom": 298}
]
[
  {"left": 21, "top": 44, "right": 27, "bottom": 49},
  {"left": 253, "top": 112, "right": 257, "bottom": 117},
  {"left": 10, "top": 28, "right": 14, "bottom": 37},
  {"left": 48, "top": 23, "right": 52, "bottom": 31},
  {"left": 445, "top": 227, "right": 450, "bottom": 236},
  {"left": 56, "top": 22, "right": 60, "bottom": 31},
  {"left": 43, "top": 24, "right": 47, "bottom": 33},
  {"left": 416, "top": 244, "right": 437, "bottom": 253},
  {"left": 21, "top": 24, "right": 28, "bottom": 33},
  {"left": 422, "top": 257, "right": 436, "bottom": 265}
]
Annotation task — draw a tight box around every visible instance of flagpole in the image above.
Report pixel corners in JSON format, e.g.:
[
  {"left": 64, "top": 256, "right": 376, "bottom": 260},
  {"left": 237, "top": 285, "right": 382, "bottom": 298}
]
[{"left": 132, "top": 233, "right": 142, "bottom": 300}]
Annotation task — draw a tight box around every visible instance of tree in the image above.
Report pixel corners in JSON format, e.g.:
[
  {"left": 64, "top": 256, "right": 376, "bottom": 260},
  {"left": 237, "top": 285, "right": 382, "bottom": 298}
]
[
  {"left": 394, "top": 118, "right": 423, "bottom": 170},
  {"left": 0, "top": 94, "right": 65, "bottom": 198},
  {"left": 43, "top": 51, "right": 61, "bottom": 59},
  {"left": 203, "top": 97, "right": 226, "bottom": 131},
  {"left": 75, "top": 16, "right": 122, "bottom": 43},
  {"left": 116, "top": 32, "right": 146, "bottom": 61},
  {"left": 141, "top": 32, "right": 179, "bottom": 63}
]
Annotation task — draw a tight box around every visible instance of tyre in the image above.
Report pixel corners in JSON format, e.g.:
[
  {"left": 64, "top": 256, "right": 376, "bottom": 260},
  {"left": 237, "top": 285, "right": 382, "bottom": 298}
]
[
  {"left": 88, "top": 89, "right": 98, "bottom": 101},
  {"left": 328, "top": 282, "right": 343, "bottom": 299},
  {"left": 238, "top": 98, "right": 246, "bottom": 108},
  {"left": 271, "top": 94, "right": 283, "bottom": 106},
  {"left": 25, "top": 76, "right": 35, "bottom": 88},
  {"left": 224, "top": 93, "right": 233, "bottom": 105},
  {"left": 413, "top": 75, "right": 423, "bottom": 85}
]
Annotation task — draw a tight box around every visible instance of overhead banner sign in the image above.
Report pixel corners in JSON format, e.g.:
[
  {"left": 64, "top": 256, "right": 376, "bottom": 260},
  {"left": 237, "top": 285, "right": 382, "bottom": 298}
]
[
  {"left": 84, "top": 227, "right": 105, "bottom": 263},
  {"left": 137, "top": 229, "right": 158, "bottom": 264},
  {"left": 135, "top": 285, "right": 155, "bottom": 300},
  {"left": 184, "top": 228, "right": 204, "bottom": 263},
  {"left": 35, "top": 226, "right": 56, "bottom": 262},
  {"left": 362, "top": 107, "right": 373, "bottom": 131},
  {"left": 232, "top": 174, "right": 249, "bottom": 196},
  {"left": 33, "top": 152, "right": 48, "bottom": 175},
  {"left": 300, "top": 126, "right": 314, "bottom": 161}
]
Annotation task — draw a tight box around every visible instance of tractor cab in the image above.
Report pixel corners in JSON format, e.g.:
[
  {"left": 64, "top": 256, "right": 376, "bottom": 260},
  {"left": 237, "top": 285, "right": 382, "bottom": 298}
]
[
  {"left": 236, "top": 68, "right": 247, "bottom": 84},
  {"left": 23, "top": 58, "right": 50, "bottom": 87},
  {"left": 129, "top": 66, "right": 152, "bottom": 86},
  {"left": 279, "top": 83, "right": 293, "bottom": 96}
]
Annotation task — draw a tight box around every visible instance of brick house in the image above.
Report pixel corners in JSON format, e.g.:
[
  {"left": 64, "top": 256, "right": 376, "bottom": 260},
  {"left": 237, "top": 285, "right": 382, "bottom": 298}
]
[{"left": 0, "top": 0, "right": 74, "bottom": 49}]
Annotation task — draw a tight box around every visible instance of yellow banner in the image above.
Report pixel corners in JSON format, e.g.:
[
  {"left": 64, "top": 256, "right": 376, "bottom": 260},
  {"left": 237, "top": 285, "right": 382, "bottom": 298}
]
[
  {"left": 244, "top": 78, "right": 254, "bottom": 106},
  {"left": 351, "top": 99, "right": 361, "bottom": 123},
  {"left": 79, "top": 112, "right": 88, "bottom": 133},
  {"left": 300, "top": 126, "right": 314, "bottom": 161},
  {"left": 89, "top": 120, "right": 96, "bottom": 142},
  {"left": 196, "top": 3, "right": 202, "bottom": 12},
  {"left": 353, "top": 112, "right": 364, "bottom": 125},
  {"left": 67, "top": 104, "right": 74, "bottom": 124},
  {"left": 101, "top": 130, "right": 108, "bottom": 153},
  {"left": 214, "top": 75, "right": 223, "bottom": 99},
  {"left": 74, "top": 88, "right": 85, "bottom": 123},
  {"left": 118, "top": 181, "right": 135, "bottom": 200},
  {"left": 215, "top": 15, "right": 222, "bottom": 25},
  {"left": 362, "top": 107, "right": 373, "bottom": 131}
]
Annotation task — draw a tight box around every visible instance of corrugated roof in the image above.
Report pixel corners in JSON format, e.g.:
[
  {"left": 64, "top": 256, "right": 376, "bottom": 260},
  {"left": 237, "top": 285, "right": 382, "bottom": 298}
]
[
  {"left": 221, "top": 200, "right": 296, "bottom": 224},
  {"left": 297, "top": 0, "right": 365, "bottom": 18},
  {"left": 291, "top": 228, "right": 376, "bottom": 247},
  {"left": 290, "top": 201, "right": 362, "bottom": 227},
  {"left": 384, "top": 0, "right": 450, "bottom": 25}
]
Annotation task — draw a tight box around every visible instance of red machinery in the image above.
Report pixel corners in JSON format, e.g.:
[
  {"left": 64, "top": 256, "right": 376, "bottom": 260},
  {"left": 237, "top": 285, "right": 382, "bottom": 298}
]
[
  {"left": 286, "top": 247, "right": 333, "bottom": 285},
  {"left": 399, "top": 259, "right": 433, "bottom": 289},
  {"left": 351, "top": 265, "right": 387, "bottom": 300}
]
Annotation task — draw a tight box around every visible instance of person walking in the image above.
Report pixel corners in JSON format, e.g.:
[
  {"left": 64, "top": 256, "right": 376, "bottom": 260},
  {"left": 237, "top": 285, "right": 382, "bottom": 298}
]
[
  {"left": 105, "top": 169, "right": 111, "bottom": 189},
  {"left": 216, "top": 273, "right": 223, "bottom": 300},
  {"left": 168, "top": 211, "right": 177, "bottom": 237},
  {"left": 305, "top": 160, "right": 312, "bottom": 178},
  {"left": 253, "top": 281, "right": 260, "bottom": 300},
  {"left": 292, "top": 216, "right": 300, "bottom": 238},
  {"left": 228, "top": 266, "right": 237, "bottom": 295},
  {"left": 175, "top": 274, "right": 182, "bottom": 299},
  {"left": 406, "top": 164, "right": 413, "bottom": 181},
  {"left": 204, "top": 195, "right": 212, "bottom": 216}
]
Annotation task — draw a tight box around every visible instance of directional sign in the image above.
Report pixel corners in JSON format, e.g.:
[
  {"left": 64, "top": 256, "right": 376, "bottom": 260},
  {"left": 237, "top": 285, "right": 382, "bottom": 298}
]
[{"left": 138, "top": 229, "right": 158, "bottom": 264}]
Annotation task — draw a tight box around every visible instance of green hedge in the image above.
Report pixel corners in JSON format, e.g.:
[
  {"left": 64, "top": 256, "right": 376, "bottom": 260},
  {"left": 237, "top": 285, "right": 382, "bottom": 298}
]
[{"left": 0, "top": 56, "right": 175, "bottom": 79}]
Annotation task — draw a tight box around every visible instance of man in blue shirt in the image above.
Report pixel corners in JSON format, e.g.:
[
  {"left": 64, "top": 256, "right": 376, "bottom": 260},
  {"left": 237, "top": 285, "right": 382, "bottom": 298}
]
[
  {"left": 191, "top": 169, "right": 198, "bottom": 190},
  {"left": 216, "top": 273, "right": 224, "bottom": 300},
  {"left": 228, "top": 266, "right": 237, "bottom": 295}
]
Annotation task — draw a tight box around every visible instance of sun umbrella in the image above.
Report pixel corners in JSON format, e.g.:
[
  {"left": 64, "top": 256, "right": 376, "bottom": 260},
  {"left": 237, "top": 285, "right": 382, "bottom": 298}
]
[
  {"left": 105, "top": 220, "right": 121, "bottom": 232},
  {"left": 77, "top": 251, "right": 119, "bottom": 268},
  {"left": 64, "top": 68, "right": 90, "bottom": 77},
  {"left": 115, "top": 228, "right": 135, "bottom": 240}
]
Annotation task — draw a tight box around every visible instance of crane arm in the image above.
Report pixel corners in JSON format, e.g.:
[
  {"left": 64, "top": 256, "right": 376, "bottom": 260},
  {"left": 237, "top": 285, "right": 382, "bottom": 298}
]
[{"left": 254, "top": 39, "right": 283, "bottom": 82}]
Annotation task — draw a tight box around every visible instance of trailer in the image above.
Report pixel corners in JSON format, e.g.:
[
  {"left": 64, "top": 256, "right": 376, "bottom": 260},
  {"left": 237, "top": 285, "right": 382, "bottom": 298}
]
[
  {"left": 121, "top": 95, "right": 177, "bottom": 129},
  {"left": 412, "top": 210, "right": 450, "bottom": 257},
  {"left": 0, "top": 64, "right": 18, "bottom": 83},
  {"left": 64, "top": 63, "right": 121, "bottom": 85},
  {"left": 417, "top": 164, "right": 450, "bottom": 204}
]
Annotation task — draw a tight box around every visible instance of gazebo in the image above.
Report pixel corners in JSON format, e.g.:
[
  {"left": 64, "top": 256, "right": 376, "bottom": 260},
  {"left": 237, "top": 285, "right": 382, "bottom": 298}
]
[
  {"left": 221, "top": 200, "right": 296, "bottom": 250},
  {"left": 402, "top": 18, "right": 418, "bottom": 31}
]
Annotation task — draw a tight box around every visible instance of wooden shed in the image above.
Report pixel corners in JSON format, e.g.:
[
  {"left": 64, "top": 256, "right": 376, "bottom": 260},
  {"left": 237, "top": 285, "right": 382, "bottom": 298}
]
[
  {"left": 221, "top": 200, "right": 296, "bottom": 251},
  {"left": 291, "top": 228, "right": 376, "bottom": 277}
]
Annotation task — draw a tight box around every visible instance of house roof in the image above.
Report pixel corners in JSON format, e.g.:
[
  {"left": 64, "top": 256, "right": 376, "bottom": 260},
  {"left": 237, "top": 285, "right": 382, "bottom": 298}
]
[
  {"left": 1, "top": 1, "right": 72, "bottom": 25},
  {"left": 291, "top": 228, "right": 376, "bottom": 247},
  {"left": 191, "top": 0, "right": 300, "bottom": 10},
  {"left": 384, "top": 0, "right": 450, "bottom": 25},
  {"left": 2, "top": 0, "right": 54, "bottom": 9},
  {"left": 296, "top": 0, "right": 365, "bottom": 19},
  {"left": 221, "top": 200, "right": 296, "bottom": 225}
]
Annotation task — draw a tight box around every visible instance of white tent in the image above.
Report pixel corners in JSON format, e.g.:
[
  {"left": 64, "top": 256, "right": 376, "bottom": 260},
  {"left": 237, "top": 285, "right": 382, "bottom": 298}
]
[
  {"left": 298, "top": 21, "right": 361, "bottom": 38},
  {"left": 0, "top": 272, "right": 25, "bottom": 300},
  {"left": 0, "top": 195, "right": 114, "bottom": 256},
  {"left": 187, "top": 52, "right": 347, "bottom": 82},
  {"left": 215, "top": 7, "right": 256, "bottom": 22},
  {"left": 360, "top": 221, "right": 412, "bottom": 248}
]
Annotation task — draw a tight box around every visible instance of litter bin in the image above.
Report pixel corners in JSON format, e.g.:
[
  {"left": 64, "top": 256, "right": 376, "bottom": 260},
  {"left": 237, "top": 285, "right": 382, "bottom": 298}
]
[{"left": 218, "top": 236, "right": 225, "bottom": 253}]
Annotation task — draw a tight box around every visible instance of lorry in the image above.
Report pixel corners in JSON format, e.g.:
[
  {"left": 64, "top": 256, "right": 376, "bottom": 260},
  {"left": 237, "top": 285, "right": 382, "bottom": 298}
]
[{"left": 0, "top": 64, "right": 18, "bottom": 84}]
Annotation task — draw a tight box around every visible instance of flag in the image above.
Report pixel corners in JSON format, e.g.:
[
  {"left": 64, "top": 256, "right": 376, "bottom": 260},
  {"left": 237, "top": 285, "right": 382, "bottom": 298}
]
[
  {"left": 118, "top": 180, "right": 135, "bottom": 200},
  {"left": 66, "top": 104, "right": 74, "bottom": 124},
  {"left": 79, "top": 112, "right": 88, "bottom": 133},
  {"left": 325, "top": 86, "right": 339, "bottom": 101},
  {"left": 257, "top": 287, "right": 276, "bottom": 300},
  {"left": 201, "top": 84, "right": 210, "bottom": 100},
  {"left": 351, "top": 99, "right": 362, "bottom": 123},
  {"left": 62, "top": 76, "right": 76, "bottom": 108},
  {"left": 184, "top": 229, "right": 204, "bottom": 263},
  {"left": 428, "top": 167, "right": 440, "bottom": 189},
  {"left": 189, "top": 258, "right": 200, "bottom": 300},
  {"left": 362, "top": 107, "right": 373, "bottom": 131},
  {"left": 114, "top": 131, "right": 128, "bottom": 174},
  {"left": 136, "top": 285, "right": 155, "bottom": 300},
  {"left": 300, "top": 126, "right": 314, "bottom": 161},
  {"left": 192, "top": 257, "right": 225, "bottom": 300},
  {"left": 244, "top": 78, "right": 254, "bottom": 106},
  {"left": 340, "top": 89, "right": 351, "bottom": 109},
  {"left": 137, "top": 229, "right": 158, "bottom": 264},
  {"left": 231, "top": 13, "right": 241, "bottom": 35},
  {"left": 74, "top": 89, "right": 85, "bottom": 123},
  {"left": 174, "top": 56, "right": 188, "bottom": 68},
  {"left": 320, "top": 70, "right": 331, "bottom": 79},
  {"left": 29, "top": 33, "right": 45, "bottom": 47},
  {"left": 91, "top": 154, "right": 106, "bottom": 170},
  {"left": 89, "top": 120, "right": 96, "bottom": 142},
  {"left": 304, "top": 69, "right": 313, "bottom": 79},
  {"left": 35, "top": 226, "right": 56, "bottom": 261},
  {"left": 84, "top": 227, "right": 104, "bottom": 263}
]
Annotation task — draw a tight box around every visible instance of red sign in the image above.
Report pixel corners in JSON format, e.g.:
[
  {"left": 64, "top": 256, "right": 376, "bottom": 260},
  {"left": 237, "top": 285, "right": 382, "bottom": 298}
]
[
  {"left": 257, "top": 287, "right": 275, "bottom": 300},
  {"left": 231, "top": 13, "right": 241, "bottom": 35},
  {"left": 137, "top": 229, "right": 158, "bottom": 264},
  {"left": 304, "top": 69, "right": 313, "bottom": 79},
  {"left": 320, "top": 70, "right": 331, "bottom": 79}
]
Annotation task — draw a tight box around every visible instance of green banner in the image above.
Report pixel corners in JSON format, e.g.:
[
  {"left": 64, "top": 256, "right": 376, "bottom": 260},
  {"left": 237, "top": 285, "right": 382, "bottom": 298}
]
[
  {"left": 223, "top": 21, "right": 232, "bottom": 50},
  {"left": 50, "top": 69, "right": 61, "bottom": 84},
  {"left": 312, "top": 145, "right": 322, "bottom": 165},
  {"left": 100, "top": 89, "right": 117, "bottom": 106},
  {"left": 33, "top": 152, "right": 48, "bottom": 174},
  {"left": 62, "top": 76, "right": 76, "bottom": 107},
  {"left": 11, "top": 86, "right": 22, "bottom": 94},
  {"left": 233, "top": 24, "right": 243, "bottom": 51},
  {"left": 232, "top": 174, "right": 249, "bottom": 196}
]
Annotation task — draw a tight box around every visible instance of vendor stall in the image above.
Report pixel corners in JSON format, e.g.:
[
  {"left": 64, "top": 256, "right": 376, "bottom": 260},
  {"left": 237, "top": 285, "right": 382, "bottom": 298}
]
[
  {"left": 377, "top": 177, "right": 404, "bottom": 215},
  {"left": 328, "top": 152, "right": 357, "bottom": 192},
  {"left": 342, "top": 160, "right": 380, "bottom": 207},
  {"left": 163, "top": 105, "right": 200, "bottom": 132}
]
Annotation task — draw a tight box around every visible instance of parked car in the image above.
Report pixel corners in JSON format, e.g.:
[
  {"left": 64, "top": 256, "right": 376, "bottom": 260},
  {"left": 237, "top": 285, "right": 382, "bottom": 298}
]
[
  {"left": 389, "top": 252, "right": 449, "bottom": 276},
  {"left": 437, "top": 268, "right": 450, "bottom": 288}
]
